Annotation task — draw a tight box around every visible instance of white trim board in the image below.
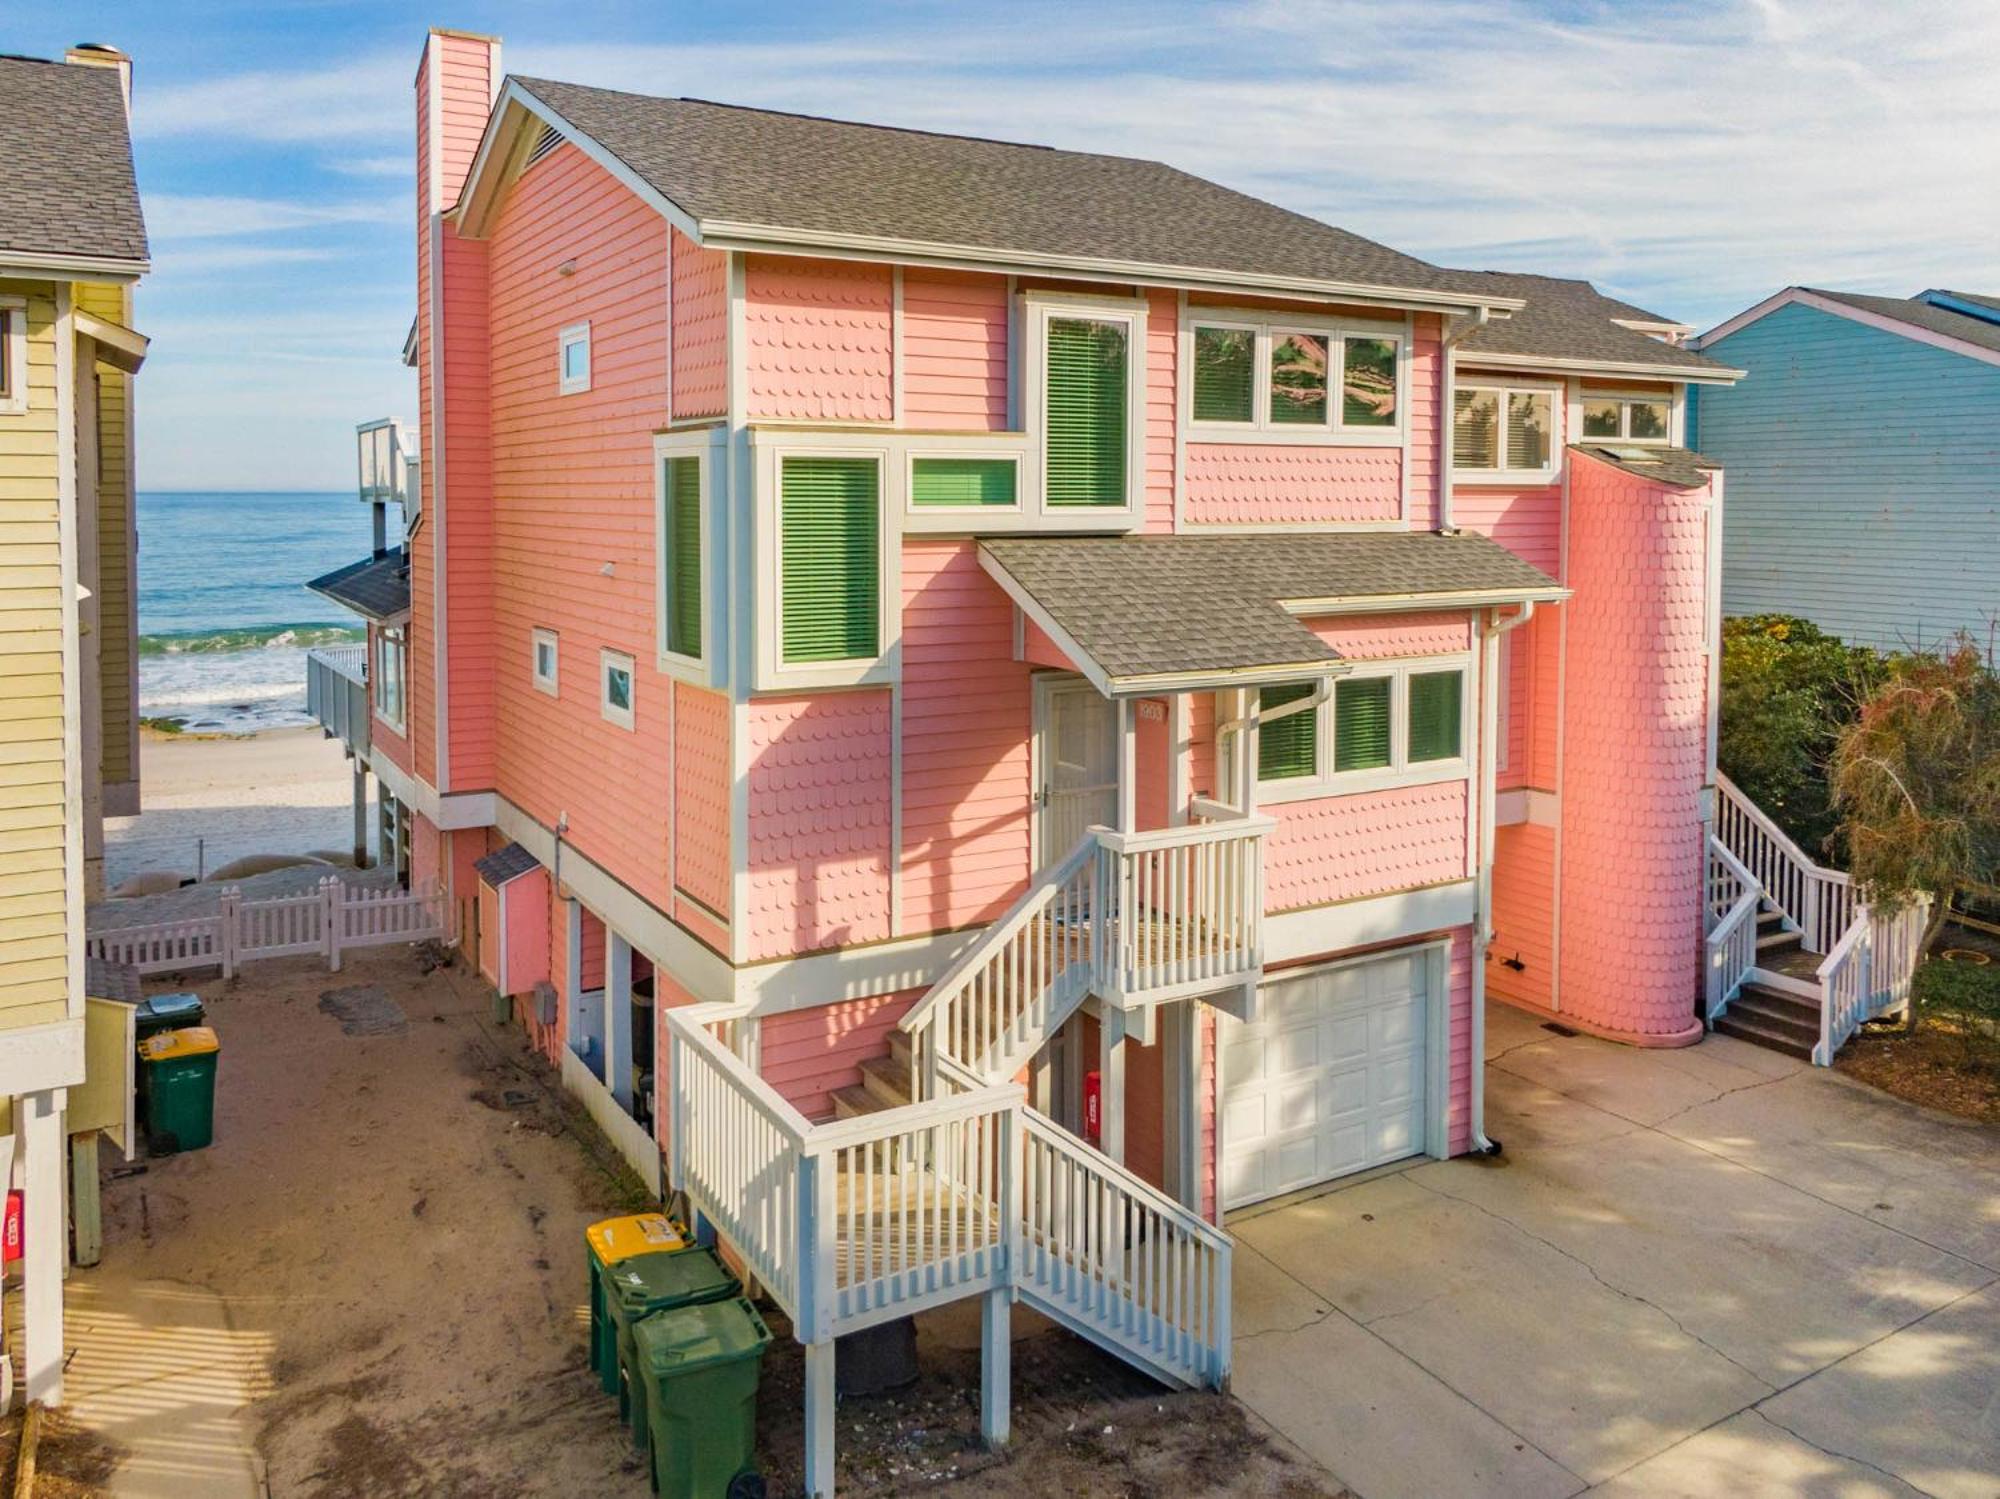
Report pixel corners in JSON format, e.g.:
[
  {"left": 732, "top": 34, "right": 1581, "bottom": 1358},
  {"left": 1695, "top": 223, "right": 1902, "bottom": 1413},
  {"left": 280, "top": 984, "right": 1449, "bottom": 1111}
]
[{"left": 1695, "top": 286, "right": 2000, "bottom": 370}]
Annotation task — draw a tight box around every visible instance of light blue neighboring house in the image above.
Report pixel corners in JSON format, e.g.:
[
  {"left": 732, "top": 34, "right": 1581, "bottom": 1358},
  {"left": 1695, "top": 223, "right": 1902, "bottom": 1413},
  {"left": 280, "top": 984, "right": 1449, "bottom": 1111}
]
[{"left": 1690, "top": 287, "right": 2000, "bottom": 655}]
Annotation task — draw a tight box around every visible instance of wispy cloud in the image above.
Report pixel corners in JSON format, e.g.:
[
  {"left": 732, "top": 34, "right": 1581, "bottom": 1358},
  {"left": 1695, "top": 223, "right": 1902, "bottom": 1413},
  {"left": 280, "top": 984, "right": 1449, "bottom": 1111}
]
[
  {"left": 146, "top": 193, "right": 400, "bottom": 239},
  {"left": 325, "top": 154, "right": 410, "bottom": 179},
  {"left": 136, "top": 53, "right": 408, "bottom": 142}
]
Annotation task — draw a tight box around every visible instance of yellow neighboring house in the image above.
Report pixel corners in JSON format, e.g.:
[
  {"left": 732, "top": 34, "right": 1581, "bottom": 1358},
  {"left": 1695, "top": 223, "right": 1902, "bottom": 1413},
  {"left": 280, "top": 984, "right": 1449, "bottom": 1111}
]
[{"left": 0, "top": 44, "right": 149, "bottom": 1405}]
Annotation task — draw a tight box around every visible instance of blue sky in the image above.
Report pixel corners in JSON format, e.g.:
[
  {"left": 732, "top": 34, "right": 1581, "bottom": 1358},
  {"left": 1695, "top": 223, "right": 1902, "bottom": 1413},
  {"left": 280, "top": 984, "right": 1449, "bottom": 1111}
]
[{"left": 12, "top": 0, "right": 1998, "bottom": 490}]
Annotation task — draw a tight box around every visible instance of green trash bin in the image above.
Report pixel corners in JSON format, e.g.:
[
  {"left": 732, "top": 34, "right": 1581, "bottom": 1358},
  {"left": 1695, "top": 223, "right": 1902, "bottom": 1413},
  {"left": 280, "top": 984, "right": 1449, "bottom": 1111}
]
[
  {"left": 139, "top": 1025, "right": 219, "bottom": 1154},
  {"left": 607, "top": 1246, "right": 737, "bottom": 1440},
  {"left": 585, "top": 1214, "right": 688, "bottom": 1396},
  {"left": 134, "top": 992, "right": 206, "bottom": 1041},
  {"left": 632, "top": 1297, "right": 772, "bottom": 1499}
]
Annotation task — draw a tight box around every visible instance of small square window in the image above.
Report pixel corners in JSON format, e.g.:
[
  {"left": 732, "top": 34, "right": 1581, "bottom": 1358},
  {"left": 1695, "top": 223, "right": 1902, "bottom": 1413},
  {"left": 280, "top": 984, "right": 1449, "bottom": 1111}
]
[
  {"left": 1628, "top": 399, "right": 1669, "bottom": 440},
  {"left": 1582, "top": 398, "right": 1622, "bottom": 438},
  {"left": 558, "top": 322, "right": 591, "bottom": 395},
  {"left": 531, "top": 627, "right": 559, "bottom": 695},
  {"left": 600, "top": 649, "right": 635, "bottom": 730},
  {"left": 1269, "top": 332, "right": 1329, "bottom": 425}
]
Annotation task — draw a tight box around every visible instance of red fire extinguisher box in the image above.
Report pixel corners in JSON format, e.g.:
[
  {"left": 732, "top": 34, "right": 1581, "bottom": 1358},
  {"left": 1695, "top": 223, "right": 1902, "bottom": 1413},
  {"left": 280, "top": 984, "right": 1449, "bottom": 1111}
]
[
  {"left": 1084, "top": 1070, "right": 1101, "bottom": 1146},
  {"left": 3, "top": 1190, "right": 22, "bottom": 1263}
]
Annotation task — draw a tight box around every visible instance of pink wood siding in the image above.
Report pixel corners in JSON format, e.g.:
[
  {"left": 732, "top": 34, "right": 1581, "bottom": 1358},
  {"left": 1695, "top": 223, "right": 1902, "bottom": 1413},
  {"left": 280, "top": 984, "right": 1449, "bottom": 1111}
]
[
  {"left": 1019, "top": 618, "right": 1076, "bottom": 673},
  {"left": 579, "top": 908, "right": 607, "bottom": 989},
  {"left": 1555, "top": 454, "right": 1710, "bottom": 1044},
  {"left": 900, "top": 542, "right": 1034, "bottom": 934},
  {"left": 673, "top": 684, "right": 732, "bottom": 931},
  {"left": 746, "top": 693, "right": 894, "bottom": 959},
  {"left": 1455, "top": 483, "right": 1560, "bottom": 575},
  {"left": 1186, "top": 692, "right": 1218, "bottom": 804},
  {"left": 901, "top": 271, "right": 1008, "bottom": 430},
  {"left": 1444, "top": 926, "right": 1474, "bottom": 1156},
  {"left": 503, "top": 868, "right": 552, "bottom": 996},
  {"left": 477, "top": 882, "right": 501, "bottom": 984},
  {"left": 1306, "top": 610, "right": 1471, "bottom": 659},
  {"left": 1184, "top": 445, "right": 1401, "bottom": 526},
  {"left": 1407, "top": 316, "right": 1442, "bottom": 530},
  {"left": 483, "top": 141, "right": 675, "bottom": 911},
  {"left": 1135, "top": 701, "right": 1171, "bottom": 831},
  {"left": 745, "top": 255, "right": 893, "bottom": 421},
  {"left": 1123, "top": 1026, "right": 1167, "bottom": 1190},
  {"left": 760, "top": 991, "right": 919, "bottom": 1120},
  {"left": 1144, "top": 290, "right": 1177, "bottom": 532},
  {"left": 1265, "top": 782, "right": 1470, "bottom": 912},
  {"left": 1489, "top": 823, "right": 1555, "bottom": 1010},
  {"left": 670, "top": 227, "right": 727, "bottom": 420},
  {"left": 1199, "top": 1011, "right": 1218, "bottom": 1222},
  {"left": 439, "top": 217, "right": 496, "bottom": 792}
]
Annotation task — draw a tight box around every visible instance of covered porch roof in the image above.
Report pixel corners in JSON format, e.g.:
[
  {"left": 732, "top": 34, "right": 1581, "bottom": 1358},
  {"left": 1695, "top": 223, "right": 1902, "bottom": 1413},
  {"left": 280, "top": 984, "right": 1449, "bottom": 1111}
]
[
  {"left": 306, "top": 546, "right": 410, "bottom": 623},
  {"left": 979, "top": 532, "right": 1566, "bottom": 696}
]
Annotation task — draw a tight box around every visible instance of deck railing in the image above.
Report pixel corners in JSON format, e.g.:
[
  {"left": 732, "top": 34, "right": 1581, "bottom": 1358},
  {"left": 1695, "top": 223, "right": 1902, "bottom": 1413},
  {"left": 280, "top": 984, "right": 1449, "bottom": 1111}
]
[
  {"left": 1816, "top": 899, "right": 1930, "bottom": 1065},
  {"left": 87, "top": 877, "right": 444, "bottom": 978},
  {"left": 1095, "top": 815, "right": 1271, "bottom": 1005},
  {"left": 1714, "top": 772, "right": 1853, "bottom": 952},
  {"left": 666, "top": 1002, "right": 1231, "bottom": 1384},
  {"left": 306, "top": 644, "right": 370, "bottom": 755},
  {"left": 1704, "top": 836, "right": 1761, "bottom": 1020}
]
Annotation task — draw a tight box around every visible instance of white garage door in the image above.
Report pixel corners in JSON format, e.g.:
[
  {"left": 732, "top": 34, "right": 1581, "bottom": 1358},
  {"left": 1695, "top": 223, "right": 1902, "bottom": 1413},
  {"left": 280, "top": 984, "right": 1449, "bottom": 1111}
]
[{"left": 1220, "top": 950, "right": 1430, "bottom": 1210}]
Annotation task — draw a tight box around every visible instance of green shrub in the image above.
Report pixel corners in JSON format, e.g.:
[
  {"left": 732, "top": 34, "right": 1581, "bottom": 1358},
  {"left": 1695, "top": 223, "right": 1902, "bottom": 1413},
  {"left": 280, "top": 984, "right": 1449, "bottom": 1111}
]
[{"left": 1719, "top": 615, "right": 1886, "bottom": 860}]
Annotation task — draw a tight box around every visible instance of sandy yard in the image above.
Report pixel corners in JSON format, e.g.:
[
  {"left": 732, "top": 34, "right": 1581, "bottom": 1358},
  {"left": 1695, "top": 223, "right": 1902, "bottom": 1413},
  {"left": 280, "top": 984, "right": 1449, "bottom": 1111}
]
[
  {"left": 105, "top": 729, "right": 367, "bottom": 891},
  {"left": 55, "top": 944, "right": 1340, "bottom": 1499}
]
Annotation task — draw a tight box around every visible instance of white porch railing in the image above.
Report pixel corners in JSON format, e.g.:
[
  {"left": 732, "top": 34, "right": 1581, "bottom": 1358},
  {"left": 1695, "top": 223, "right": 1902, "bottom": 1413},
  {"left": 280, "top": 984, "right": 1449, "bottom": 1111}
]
[
  {"left": 1096, "top": 816, "right": 1271, "bottom": 1005},
  {"left": 306, "top": 644, "right": 370, "bottom": 755},
  {"left": 1714, "top": 772, "right": 1854, "bottom": 953},
  {"left": 88, "top": 878, "right": 445, "bottom": 978},
  {"left": 1816, "top": 899, "right": 1930, "bottom": 1065},
  {"left": 1704, "top": 836, "right": 1760, "bottom": 1021},
  {"left": 665, "top": 1002, "right": 1231, "bottom": 1386}
]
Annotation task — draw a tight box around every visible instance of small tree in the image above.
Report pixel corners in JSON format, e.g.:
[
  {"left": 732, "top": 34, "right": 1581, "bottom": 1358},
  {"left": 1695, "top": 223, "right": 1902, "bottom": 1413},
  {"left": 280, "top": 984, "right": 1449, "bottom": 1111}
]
[{"left": 1830, "top": 638, "right": 2000, "bottom": 948}]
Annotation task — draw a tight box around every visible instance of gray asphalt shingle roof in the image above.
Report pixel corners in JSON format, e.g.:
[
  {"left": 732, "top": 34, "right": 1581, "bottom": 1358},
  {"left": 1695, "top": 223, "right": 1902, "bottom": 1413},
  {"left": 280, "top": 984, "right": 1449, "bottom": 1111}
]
[
  {"left": 1446, "top": 271, "right": 1733, "bottom": 375},
  {"left": 1568, "top": 444, "right": 1719, "bottom": 492},
  {"left": 1806, "top": 288, "right": 2000, "bottom": 358},
  {"left": 474, "top": 843, "right": 540, "bottom": 887},
  {"left": 511, "top": 80, "right": 1473, "bottom": 301},
  {"left": 307, "top": 548, "right": 410, "bottom": 622},
  {"left": 981, "top": 533, "right": 1564, "bottom": 688},
  {"left": 0, "top": 56, "right": 148, "bottom": 268}
]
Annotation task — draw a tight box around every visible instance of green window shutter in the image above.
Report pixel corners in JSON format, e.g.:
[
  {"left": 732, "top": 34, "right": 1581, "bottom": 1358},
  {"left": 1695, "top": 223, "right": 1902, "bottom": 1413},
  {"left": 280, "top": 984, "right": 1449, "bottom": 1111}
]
[
  {"left": 1257, "top": 683, "right": 1318, "bottom": 781},
  {"left": 1044, "top": 317, "right": 1128, "bottom": 507},
  {"left": 665, "top": 457, "right": 703, "bottom": 658},
  {"left": 911, "top": 457, "right": 1017, "bottom": 507},
  {"left": 1408, "top": 670, "right": 1463, "bottom": 762},
  {"left": 781, "top": 457, "right": 879, "bottom": 664},
  {"left": 1192, "top": 326, "right": 1254, "bottom": 422},
  {"left": 1334, "top": 677, "right": 1392, "bottom": 772}
]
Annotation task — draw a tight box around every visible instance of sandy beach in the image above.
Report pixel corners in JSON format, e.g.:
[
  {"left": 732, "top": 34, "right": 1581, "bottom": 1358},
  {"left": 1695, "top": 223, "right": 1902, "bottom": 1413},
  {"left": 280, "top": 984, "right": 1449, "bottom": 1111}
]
[{"left": 104, "top": 727, "right": 371, "bottom": 891}]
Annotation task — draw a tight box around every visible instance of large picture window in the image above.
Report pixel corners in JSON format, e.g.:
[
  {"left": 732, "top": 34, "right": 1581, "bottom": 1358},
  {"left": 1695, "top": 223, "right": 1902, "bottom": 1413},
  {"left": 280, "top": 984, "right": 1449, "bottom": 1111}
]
[{"left": 1255, "top": 659, "right": 1469, "bottom": 797}]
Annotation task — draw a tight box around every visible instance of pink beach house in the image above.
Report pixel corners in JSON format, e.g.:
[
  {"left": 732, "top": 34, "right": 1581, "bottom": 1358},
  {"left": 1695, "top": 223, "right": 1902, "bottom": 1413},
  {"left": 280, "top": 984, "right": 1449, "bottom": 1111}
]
[{"left": 295, "top": 27, "right": 1849, "bottom": 1493}]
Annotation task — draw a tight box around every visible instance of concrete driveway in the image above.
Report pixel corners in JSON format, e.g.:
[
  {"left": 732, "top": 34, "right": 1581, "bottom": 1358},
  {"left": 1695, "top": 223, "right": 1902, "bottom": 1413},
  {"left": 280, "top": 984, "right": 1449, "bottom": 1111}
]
[{"left": 1230, "top": 1002, "right": 2000, "bottom": 1499}]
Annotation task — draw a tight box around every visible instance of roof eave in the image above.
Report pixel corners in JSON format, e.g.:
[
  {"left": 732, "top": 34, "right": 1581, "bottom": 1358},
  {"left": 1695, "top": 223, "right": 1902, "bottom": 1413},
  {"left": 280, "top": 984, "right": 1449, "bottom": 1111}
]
[
  {"left": 1107, "top": 660, "right": 1350, "bottom": 696},
  {"left": 1280, "top": 585, "right": 1572, "bottom": 616},
  {"left": 698, "top": 220, "right": 1521, "bottom": 315},
  {"left": 0, "top": 249, "right": 149, "bottom": 284},
  {"left": 1455, "top": 349, "right": 1744, "bottom": 384},
  {"left": 304, "top": 577, "right": 410, "bottom": 625}
]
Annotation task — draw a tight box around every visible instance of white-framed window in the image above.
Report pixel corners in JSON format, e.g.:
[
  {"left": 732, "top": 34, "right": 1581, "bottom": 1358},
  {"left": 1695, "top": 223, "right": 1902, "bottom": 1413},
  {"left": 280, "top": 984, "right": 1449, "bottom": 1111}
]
[
  {"left": 1453, "top": 381, "right": 1559, "bottom": 483},
  {"left": 558, "top": 321, "right": 591, "bottom": 395},
  {"left": 530, "top": 627, "right": 559, "bottom": 696},
  {"left": 373, "top": 625, "right": 408, "bottom": 732},
  {"left": 0, "top": 298, "right": 26, "bottom": 417},
  {"left": 599, "top": 648, "right": 635, "bottom": 730},
  {"left": 752, "top": 435, "right": 898, "bottom": 691},
  {"left": 1255, "top": 656, "right": 1471, "bottom": 800},
  {"left": 1021, "top": 294, "right": 1147, "bottom": 516},
  {"left": 1579, "top": 392, "right": 1671, "bottom": 444},
  {"left": 1185, "top": 310, "right": 1405, "bottom": 443}
]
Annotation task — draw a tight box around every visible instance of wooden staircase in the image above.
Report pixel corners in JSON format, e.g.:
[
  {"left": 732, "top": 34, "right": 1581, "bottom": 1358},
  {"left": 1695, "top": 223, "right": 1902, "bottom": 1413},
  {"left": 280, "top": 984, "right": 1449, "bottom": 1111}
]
[
  {"left": 831, "top": 1030, "right": 916, "bottom": 1119},
  {"left": 1715, "top": 906, "right": 1820, "bottom": 1060}
]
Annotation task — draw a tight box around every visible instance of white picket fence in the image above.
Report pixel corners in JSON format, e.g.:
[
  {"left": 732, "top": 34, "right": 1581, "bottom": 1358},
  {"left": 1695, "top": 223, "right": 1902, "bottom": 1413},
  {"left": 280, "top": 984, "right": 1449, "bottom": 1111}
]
[{"left": 88, "top": 878, "right": 446, "bottom": 978}]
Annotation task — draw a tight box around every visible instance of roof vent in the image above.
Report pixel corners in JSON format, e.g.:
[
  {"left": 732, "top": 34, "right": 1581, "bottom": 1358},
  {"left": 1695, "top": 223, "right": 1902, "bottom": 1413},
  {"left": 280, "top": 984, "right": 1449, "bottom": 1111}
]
[{"left": 525, "top": 123, "right": 566, "bottom": 169}]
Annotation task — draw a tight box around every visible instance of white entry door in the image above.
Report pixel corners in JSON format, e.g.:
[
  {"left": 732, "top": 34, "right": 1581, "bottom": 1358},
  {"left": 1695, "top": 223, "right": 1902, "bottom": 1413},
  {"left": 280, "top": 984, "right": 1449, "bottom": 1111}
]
[
  {"left": 1036, "top": 677, "right": 1118, "bottom": 872},
  {"left": 1219, "top": 950, "right": 1431, "bottom": 1210}
]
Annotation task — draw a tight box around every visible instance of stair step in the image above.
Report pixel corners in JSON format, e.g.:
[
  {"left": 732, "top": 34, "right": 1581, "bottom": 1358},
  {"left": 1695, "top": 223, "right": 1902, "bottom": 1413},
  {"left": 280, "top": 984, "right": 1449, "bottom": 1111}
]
[
  {"left": 887, "top": 1027, "right": 912, "bottom": 1069},
  {"left": 860, "top": 1053, "right": 913, "bottom": 1108},
  {"left": 1727, "top": 990, "right": 1821, "bottom": 1044},
  {"left": 831, "top": 1084, "right": 889, "bottom": 1120},
  {"left": 1756, "top": 909, "right": 1784, "bottom": 930},
  {"left": 1713, "top": 1012, "right": 1815, "bottom": 1060},
  {"left": 1757, "top": 929, "right": 1804, "bottom": 954}
]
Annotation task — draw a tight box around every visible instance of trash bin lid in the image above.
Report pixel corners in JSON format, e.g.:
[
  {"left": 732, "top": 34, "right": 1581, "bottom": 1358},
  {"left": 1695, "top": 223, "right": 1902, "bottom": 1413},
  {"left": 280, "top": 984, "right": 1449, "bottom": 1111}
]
[
  {"left": 607, "top": 1244, "right": 735, "bottom": 1314},
  {"left": 586, "top": 1212, "right": 684, "bottom": 1267},
  {"left": 140, "top": 1026, "right": 219, "bottom": 1061},
  {"left": 137, "top": 993, "right": 205, "bottom": 1024},
  {"left": 633, "top": 1297, "right": 772, "bottom": 1372}
]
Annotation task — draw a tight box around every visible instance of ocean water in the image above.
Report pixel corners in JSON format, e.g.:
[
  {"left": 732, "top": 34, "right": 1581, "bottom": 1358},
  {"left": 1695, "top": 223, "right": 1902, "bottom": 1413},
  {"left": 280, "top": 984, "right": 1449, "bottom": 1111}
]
[{"left": 138, "top": 492, "right": 377, "bottom": 733}]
